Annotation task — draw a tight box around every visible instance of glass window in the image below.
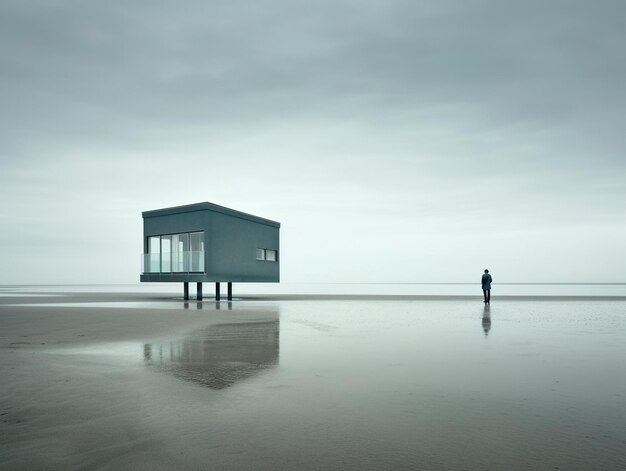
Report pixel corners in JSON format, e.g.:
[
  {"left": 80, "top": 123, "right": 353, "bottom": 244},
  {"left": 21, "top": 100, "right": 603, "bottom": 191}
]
[
  {"left": 190, "top": 232, "right": 204, "bottom": 252},
  {"left": 147, "top": 237, "right": 160, "bottom": 273},
  {"left": 161, "top": 235, "right": 172, "bottom": 273},
  {"left": 148, "top": 237, "right": 160, "bottom": 254},
  {"left": 144, "top": 231, "right": 205, "bottom": 274},
  {"left": 256, "top": 248, "right": 277, "bottom": 262},
  {"left": 190, "top": 232, "right": 204, "bottom": 272},
  {"left": 172, "top": 233, "right": 189, "bottom": 273}
]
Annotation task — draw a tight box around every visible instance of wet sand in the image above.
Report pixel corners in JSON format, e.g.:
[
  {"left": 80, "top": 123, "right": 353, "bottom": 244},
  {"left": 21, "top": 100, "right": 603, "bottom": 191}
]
[{"left": 1, "top": 288, "right": 625, "bottom": 470}]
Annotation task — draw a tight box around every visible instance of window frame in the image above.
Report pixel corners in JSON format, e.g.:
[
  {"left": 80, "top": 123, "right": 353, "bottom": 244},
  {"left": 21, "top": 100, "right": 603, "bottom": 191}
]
[
  {"left": 145, "top": 231, "right": 205, "bottom": 273},
  {"left": 256, "top": 248, "right": 278, "bottom": 262}
]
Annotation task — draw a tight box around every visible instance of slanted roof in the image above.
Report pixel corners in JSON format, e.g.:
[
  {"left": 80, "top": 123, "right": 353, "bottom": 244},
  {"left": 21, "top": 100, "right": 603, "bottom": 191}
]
[{"left": 142, "top": 202, "right": 280, "bottom": 228}]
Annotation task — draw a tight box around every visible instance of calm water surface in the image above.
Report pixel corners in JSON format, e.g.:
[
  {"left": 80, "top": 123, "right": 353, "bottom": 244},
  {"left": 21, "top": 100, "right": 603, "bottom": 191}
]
[
  {"left": 3, "top": 282, "right": 626, "bottom": 296},
  {"left": 2, "top": 288, "right": 625, "bottom": 470},
  {"left": 137, "top": 299, "right": 626, "bottom": 469}
]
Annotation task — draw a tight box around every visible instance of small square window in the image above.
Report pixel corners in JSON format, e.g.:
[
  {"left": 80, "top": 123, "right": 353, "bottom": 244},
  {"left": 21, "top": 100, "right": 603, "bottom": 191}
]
[
  {"left": 266, "top": 249, "right": 277, "bottom": 262},
  {"left": 256, "top": 248, "right": 266, "bottom": 260}
]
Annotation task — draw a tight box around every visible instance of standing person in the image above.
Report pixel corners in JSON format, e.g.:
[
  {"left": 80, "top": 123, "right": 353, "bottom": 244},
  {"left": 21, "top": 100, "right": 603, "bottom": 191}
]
[{"left": 481, "top": 269, "right": 492, "bottom": 303}]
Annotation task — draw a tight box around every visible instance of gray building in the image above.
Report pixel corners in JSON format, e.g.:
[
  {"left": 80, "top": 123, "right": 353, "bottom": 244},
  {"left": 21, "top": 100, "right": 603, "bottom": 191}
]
[{"left": 140, "top": 202, "right": 280, "bottom": 300}]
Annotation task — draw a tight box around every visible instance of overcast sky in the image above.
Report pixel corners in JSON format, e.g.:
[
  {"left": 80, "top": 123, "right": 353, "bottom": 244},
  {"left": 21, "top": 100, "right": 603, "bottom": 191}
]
[{"left": 1, "top": 0, "right": 625, "bottom": 285}]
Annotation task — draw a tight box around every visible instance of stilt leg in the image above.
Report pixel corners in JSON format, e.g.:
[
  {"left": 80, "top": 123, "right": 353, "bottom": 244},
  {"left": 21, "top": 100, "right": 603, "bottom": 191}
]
[
  {"left": 183, "top": 282, "right": 189, "bottom": 300},
  {"left": 215, "top": 282, "right": 221, "bottom": 301},
  {"left": 197, "top": 282, "right": 203, "bottom": 301},
  {"left": 227, "top": 282, "right": 232, "bottom": 301}
]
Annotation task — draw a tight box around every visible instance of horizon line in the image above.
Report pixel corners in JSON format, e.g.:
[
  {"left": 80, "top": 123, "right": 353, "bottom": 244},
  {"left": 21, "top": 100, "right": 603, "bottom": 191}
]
[{"left": 2, "top": 282, "right": 626, "bottom": 287}]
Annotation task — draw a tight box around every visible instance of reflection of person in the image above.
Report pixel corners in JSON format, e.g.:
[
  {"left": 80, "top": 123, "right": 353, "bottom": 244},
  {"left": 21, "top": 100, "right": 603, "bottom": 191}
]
[
  {"left": 482, "top": 304, "right": 491, "bottom": 336},
  {"left": 481, "top": 269, "right": 492, "bottom": 303}
]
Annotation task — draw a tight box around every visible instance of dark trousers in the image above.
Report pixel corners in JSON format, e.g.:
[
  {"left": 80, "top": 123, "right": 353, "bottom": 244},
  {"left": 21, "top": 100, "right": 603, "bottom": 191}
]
[{"left": 483, "top": 289, "right": 491, "bottom": 303}]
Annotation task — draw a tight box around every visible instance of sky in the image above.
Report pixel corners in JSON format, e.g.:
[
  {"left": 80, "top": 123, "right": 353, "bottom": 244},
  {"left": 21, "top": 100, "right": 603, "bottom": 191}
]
[{"left": 1, "top": 0, "right": 625, "bottom": 285}]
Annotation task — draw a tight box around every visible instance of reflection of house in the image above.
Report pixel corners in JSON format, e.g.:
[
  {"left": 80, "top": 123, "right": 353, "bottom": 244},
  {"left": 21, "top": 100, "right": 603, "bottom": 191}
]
[
  {"left": 140, "top": 202, "right": 280, "bottom": 300},
  {"left": 143, "top": 320, "right": 280, "bottom": 389}
]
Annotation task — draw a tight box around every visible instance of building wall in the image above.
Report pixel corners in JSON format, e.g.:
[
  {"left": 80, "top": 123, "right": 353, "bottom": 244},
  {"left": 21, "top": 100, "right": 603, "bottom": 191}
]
[
  {"left": 143, "top": 208, "right": 209, "bottom": 249},
  {"left": 207, "top": 211, "right": 279, "bottom": 282}
]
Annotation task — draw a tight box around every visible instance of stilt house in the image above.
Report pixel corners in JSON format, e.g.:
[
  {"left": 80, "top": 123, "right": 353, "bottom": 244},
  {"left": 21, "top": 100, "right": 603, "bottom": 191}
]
[{"left": 140, "top": 202, "right": 280, "bottom": 300}]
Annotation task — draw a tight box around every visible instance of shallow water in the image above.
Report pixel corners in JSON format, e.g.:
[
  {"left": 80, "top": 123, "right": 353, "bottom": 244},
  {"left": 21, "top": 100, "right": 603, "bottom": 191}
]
[
  {"left": 3, "top": 281, "right": 626, "bottom": 297},
  {"left": 1, "top": 291, "right": 625, "bottom": 470}
]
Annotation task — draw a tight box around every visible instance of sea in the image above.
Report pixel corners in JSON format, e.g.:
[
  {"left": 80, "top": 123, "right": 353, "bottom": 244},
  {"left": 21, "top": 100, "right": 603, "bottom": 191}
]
[
  {"left": 1, "top": 283, "right": 625, "bottom": 470},
  {"left": 1, "top": 282, "right": 625, "bottom": 297}
]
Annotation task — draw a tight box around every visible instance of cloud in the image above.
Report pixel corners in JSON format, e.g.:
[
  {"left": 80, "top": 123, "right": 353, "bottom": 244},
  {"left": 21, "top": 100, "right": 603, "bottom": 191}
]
[{"left": 0, "top": 0, "right": 625, "bottom": 283}]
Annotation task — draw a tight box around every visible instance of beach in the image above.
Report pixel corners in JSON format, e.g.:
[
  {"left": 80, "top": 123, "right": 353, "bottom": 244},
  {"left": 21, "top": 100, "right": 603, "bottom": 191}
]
[{"left": 1, "top": 286, "right": 626, "bottom": 470}]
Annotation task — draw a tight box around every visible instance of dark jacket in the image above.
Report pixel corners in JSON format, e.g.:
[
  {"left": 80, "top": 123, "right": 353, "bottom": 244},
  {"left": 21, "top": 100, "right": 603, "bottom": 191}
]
[{"left": 481, "top": 273, "right": 492, "bottom": 290}]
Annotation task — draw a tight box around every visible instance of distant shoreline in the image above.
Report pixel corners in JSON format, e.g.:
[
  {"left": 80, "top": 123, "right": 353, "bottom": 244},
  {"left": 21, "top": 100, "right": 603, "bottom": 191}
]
[
  {"left": 2, "top": 292, "right": 626, "bottom": 304},
  {"left": 2, "top": 283, "right": 626, "bottom": 303},
  {"left": 2, "top": 282, "right": 626, "bottom": 288},
  {"left": 229, "top": 294, "right": 626, "bottom": 301}
]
